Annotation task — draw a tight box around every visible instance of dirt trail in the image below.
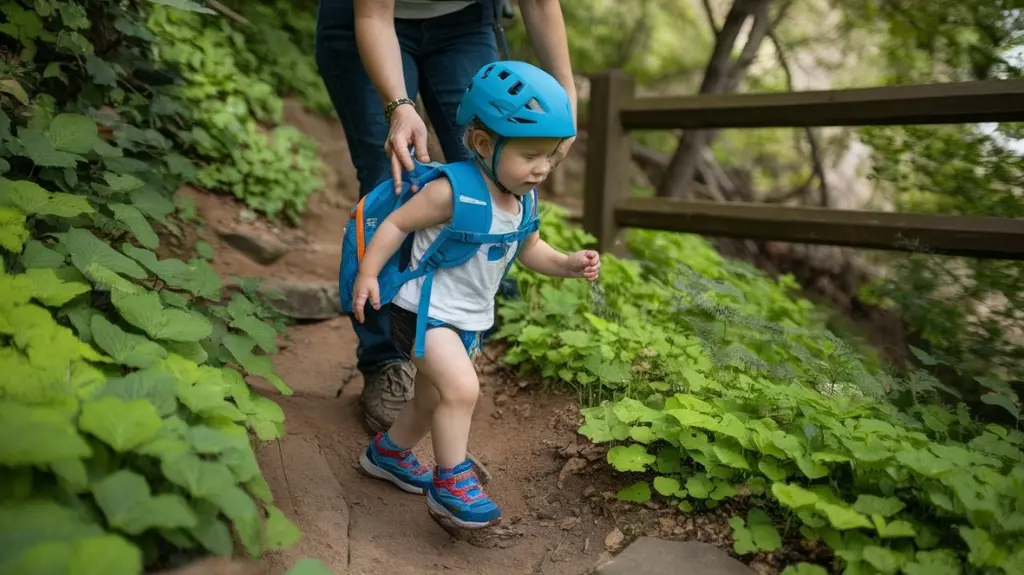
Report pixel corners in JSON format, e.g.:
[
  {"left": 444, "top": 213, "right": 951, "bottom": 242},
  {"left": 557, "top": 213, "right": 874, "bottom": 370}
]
[{"left": 183, "top": 100, "right": 619, "bottom": 575}]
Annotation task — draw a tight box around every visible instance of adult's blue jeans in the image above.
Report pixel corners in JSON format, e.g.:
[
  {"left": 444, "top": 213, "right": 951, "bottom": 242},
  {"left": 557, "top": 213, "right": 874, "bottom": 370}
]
[{"left": 315, "top": 0, "right": 515, "bottom": 374}]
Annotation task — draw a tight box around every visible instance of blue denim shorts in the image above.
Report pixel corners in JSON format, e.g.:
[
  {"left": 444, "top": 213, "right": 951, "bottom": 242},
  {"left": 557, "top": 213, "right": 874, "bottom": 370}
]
[{"left": 388, "top": 304, "right": 482, "bottom": 358}]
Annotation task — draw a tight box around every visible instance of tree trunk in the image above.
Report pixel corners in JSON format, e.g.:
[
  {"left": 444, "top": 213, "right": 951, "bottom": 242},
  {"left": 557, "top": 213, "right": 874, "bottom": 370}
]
[{"left": 656, "top": 0, "right": 776, "bottom": 198}]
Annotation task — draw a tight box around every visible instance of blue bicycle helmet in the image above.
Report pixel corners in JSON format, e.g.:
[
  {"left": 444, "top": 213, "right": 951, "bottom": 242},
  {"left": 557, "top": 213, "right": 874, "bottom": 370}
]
[{"left": 457, "top": 60, "right": 576, "bottom": 139}]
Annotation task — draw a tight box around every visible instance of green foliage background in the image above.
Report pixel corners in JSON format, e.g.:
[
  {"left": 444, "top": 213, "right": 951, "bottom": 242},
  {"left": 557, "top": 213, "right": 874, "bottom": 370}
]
[
  {"left": 0, "top": 1, "right": 332, "bottom": 573},
  {"left": 499, "top": 206, "right": 1024, "bottom": 575}
]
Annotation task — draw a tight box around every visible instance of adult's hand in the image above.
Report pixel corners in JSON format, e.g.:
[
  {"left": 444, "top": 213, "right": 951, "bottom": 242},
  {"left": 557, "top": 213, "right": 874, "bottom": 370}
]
[{"left": 384, "top": 103, "right": 431, "bottom": 194}]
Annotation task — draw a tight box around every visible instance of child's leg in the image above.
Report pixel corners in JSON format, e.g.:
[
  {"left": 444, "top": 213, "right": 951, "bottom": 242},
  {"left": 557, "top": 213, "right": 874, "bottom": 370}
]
[
  {"left": 415, "top": 327, "right": 501, "bottom": 529},
  {"left": 386, "top": 369, "right": 440, "bottom": 448},
  {"left": 357, "top": 308, "right": 439, "bottom": 495}
]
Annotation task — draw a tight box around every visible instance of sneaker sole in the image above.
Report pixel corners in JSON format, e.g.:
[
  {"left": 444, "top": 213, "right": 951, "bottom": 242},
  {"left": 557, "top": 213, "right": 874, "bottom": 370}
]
[
  {"left": 426, "top": 490, "right": 502, "bottom": 530},
  {"left": 358, "top": 451, "right": 426, "bottom": 495}
]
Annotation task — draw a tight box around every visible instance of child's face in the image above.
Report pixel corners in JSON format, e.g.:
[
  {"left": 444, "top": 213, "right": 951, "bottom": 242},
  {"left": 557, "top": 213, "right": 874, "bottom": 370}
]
[{"left": 470, "top": 129, "right": 562, "bottom": 196}]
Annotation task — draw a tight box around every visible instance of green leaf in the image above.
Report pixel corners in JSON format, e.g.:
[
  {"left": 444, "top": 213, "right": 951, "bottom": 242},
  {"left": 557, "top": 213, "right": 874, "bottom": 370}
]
[
  {"left": 713, "top": 441, "right": 750, "bottom": 470},
  {"left": 0, "top": 178, "right": 94, "bottom": 217},
  {"left": 97, "top": 368, "right": 178, "bottom": 417},
  {"left": 903, "top": 549, "right": 962, "bottom": 575},
  {"left": 91, "top": 314, "right": 168, "bottom": 369},
  {"left": 230, "top": 315, "right": 278, "bottom": 353},
  {"left": 130, "top": 188, "right": 176, "bottom": 222},
  {"left": 91, "top": 470, "right": 198, "bottom": 535},
  {"left": 616, "top": 481, "right": 651, "bottom": 503},
  {"left": 195, "top": 240, "right": 215, "bottom": 260},
  {"left": 222, "top": 334, "right": 291, "bottom": 395},
  {"left": 18, "top": 127, "right": 80, "bottom": 167},
  {"left": 104, "top": 173, "right": 145, "bottom": 193},
  {"left": 284, "top": 558, "right": 335, "bottom": 575},
  {"left": 85, "top": 54, "right": 117, "bottom": 86},
  {"left": 980, "top": 392, "right": 1020, "bottom": 420},
  {"left": 862, "top": 545, "right": 905, "bottom": 575},
  {"left": 852, "top": 495, "right": 905, "bottom": 518},
  {"left": 0, "top": 403, "right": 91, "bottom": 465},
  {"left": 607, "top": 443, "right": 656, "bottom": 472},
  {"left": 58, "top": 3, "right": 90, "bottom": 29},
  {"left": 122, "top": 245, "right": 221, "bottom": 299},
  {"left": 0, "top": 78, "right": 29, "bottom": 105},
  {"left": 685, "top": 473, "right": 714, "bottom": 499},
  {"left": 48, "top": 113, "right": 99, "bottom": 154},
  {"left": 111, "top": 288, "right": 213, "bottom": 342},
  {"left": 0, "top": 205, "right": 29, "bottom": 252},
  {"left": 780, "top": 565, "right": 828, "bottom": 575},
  {"left": 110, "top": 203, "right": 159, "bottom": 249},
  {"left": 79, "top": 396, "right": 163, "bottom": 452},
  {"left": 772, "top": 483, "right": 818, "bottom": 509},
  {"left": 147, "top": 0, "right": 217, "bottom": 14},
  {"left": 161, "top": 452, "right": 236, "bottom": 498},
  {"left": 20, "top": 239, "right": 65, "bottom": 268},
  {"left": 64, "top": 227, "right": 148, "bottom": 279},
  {"left": 652, "top": 476, "right": 681, "bottom": 497},
  {"left": 22, "top": 268, "right": 90, "bottom": 307},
  {"left": 6, "top": 533, "right": 143, "bottom": 575},
  {"left": 69, "top": 534, "right": 143, "bottom": 574},
  {"left": 263, "top": 505, "right": 302, "bottom": 550}
]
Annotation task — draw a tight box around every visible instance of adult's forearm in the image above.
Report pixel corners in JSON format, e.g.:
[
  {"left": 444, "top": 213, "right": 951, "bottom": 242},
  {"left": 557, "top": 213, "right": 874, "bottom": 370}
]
[
  {"left": 518, "top": 0, "right": 577, "bottom": 114},
  {"left": 353, "top": 0, "right": 407, "bottom": 104}
]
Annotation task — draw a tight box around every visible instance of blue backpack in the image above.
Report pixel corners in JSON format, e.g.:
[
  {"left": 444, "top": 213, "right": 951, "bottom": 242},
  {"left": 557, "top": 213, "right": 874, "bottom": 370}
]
[{"left": 338, "top": 159, "right": 539, "bottom": 358}]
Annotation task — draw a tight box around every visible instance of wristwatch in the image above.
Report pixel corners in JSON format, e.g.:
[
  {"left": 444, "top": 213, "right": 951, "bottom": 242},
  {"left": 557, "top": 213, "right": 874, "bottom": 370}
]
[{"left": 384, "top": 97, "right": 415, "bottom": 123}]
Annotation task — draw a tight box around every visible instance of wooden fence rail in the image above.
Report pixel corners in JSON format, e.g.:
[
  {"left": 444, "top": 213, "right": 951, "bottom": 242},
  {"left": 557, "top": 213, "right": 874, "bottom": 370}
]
[{"left": 582, "top": 70, "right": 1024, "bottom": 259}]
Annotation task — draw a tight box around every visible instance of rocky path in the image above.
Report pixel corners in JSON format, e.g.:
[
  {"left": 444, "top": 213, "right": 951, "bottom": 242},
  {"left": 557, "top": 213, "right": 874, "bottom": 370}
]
[{"left": 171, "top": 99, "right": 758, "bottom": 575}]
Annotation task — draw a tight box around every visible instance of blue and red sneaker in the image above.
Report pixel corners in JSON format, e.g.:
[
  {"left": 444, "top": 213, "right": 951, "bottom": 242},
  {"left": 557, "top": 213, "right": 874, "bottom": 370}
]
[
  {"left": 426, "top": 459, "right": 502, "bottom": 529},
  {"left": 358, "top": 432, "right": 433, "bottom": 494}
]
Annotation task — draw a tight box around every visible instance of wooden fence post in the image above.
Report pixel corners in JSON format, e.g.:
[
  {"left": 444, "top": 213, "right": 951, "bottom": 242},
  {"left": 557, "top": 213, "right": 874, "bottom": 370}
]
[{"left": 583, "top": 69, "right": 634, "bottom": 254}]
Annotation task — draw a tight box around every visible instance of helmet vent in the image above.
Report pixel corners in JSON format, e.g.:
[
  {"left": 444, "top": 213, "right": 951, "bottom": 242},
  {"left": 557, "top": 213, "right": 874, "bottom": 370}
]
[
  {"left": 508, "top": 81, "right": 524, "bottom": 95},
  {"left": 498, "top": 70, "right": 511, "bottom": 80},
  {"left": 481, "top": 65, "right": 494, "bottom": 79},
  {"left": 524, "top": 97, "right": 544, "bottom": 112},
  {"left": 509, "top": 116, "right": 537, "bottom": 124}
]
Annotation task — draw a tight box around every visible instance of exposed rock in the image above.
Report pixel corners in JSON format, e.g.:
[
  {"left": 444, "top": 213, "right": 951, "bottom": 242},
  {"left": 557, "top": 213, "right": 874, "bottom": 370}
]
[
  {"left": 603, "top": 527, "right": 625, "bottom": 552},
  {"left": 593, "top": 537, "right": 754, "bottom": 575},
  {"left": 256, "top": 435, "right": 350, "bottom": 574},
  {"left": 259, "top": 279, "right": 340, "bottom": 320},
  {"left": 218, "top": 228, "right": 290, "bottom": 265}
]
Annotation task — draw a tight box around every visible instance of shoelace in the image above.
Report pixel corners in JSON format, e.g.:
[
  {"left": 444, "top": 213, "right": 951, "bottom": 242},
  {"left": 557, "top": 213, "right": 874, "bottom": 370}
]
[
  {"left": 395, "top": 449, "right": 430, "bottom": 476},
  {"left": 438, "top": 471, "right": 486, "bottom": 504}
]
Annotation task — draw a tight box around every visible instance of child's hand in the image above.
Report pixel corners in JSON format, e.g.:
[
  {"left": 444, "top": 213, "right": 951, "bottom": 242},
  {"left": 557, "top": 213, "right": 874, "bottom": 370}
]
[
  {"left": 567, "top": 250, "right": 600, "bottom": 281},
  {"left": 352, "top": 273, "right": 380, "bottom": 323}
]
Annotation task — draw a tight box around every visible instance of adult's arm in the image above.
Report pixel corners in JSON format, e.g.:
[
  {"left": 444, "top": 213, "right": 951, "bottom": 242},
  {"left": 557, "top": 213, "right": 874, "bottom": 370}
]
[
  {"left": 353, "top": 0, "right": 407, "bottom": 105},
  {"left": 353, "top": 0, "right": 431, "bottom": 190},
  {"left": 517, "top": 0, "right": 577, "bottom": 118}
]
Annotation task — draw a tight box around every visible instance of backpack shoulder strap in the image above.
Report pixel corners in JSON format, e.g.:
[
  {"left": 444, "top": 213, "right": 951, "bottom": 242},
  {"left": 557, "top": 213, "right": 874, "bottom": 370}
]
[{"left": 440, "top": 160, "right": 493, "bottom": 234}]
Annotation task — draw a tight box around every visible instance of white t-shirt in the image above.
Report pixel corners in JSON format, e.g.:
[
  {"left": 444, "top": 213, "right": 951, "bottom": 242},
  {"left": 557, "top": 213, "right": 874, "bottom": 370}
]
[
  {"left": 393, "top": 197, "right": 524, "bottom": 331},
  {"left": 394, "top": 0, "right": 474, "bottom": 19}
]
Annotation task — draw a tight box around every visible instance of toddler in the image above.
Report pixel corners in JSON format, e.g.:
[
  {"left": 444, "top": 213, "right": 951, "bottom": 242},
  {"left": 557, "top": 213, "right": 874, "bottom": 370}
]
[{"left": 350, "top": 60, "right": 600, "bottom": 529}]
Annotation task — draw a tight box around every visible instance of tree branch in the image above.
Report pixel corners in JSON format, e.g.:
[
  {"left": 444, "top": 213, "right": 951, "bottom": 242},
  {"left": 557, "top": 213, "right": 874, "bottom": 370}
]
[
  {"left": 701, "top": 0, "right": 721, "bottom": 35},
  {"left": 767, "top": 28, "right": 830, "bottom": 207}
]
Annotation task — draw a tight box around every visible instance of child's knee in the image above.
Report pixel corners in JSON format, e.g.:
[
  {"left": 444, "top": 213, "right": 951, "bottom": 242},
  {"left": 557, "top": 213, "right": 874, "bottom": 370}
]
[{"left": 439, "top": 375, "right": 480, "bottom": 408}]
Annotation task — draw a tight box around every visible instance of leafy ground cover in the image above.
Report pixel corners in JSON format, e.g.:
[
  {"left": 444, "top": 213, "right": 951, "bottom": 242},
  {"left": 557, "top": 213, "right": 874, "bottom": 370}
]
[
  {"left": 0, "top": 1, "right": 331, "bottom": 573},
  {"left": 147, "top": 0, "right": 325, "bottom": 224},
  {"left": 497, "top": 204, "right": 1024, "bottom": 575}
]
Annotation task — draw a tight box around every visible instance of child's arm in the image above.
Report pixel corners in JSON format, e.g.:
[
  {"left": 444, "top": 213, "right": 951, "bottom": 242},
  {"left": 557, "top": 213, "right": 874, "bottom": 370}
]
[
  {"left": 358, "top": 178, "right": 454, "bottom": 277},
  {"left": 517, "top": 232, "right": 600, "bottom": 280}
]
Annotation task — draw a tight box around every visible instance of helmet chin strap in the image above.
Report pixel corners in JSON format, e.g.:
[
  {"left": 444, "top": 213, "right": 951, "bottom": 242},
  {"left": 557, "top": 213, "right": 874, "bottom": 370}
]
[{"left": 475, "top": 135, "right": 514, "bottom": 195}]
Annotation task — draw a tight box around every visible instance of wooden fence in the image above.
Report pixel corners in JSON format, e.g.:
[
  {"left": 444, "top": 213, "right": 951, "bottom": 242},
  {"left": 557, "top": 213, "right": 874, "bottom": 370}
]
[{"left": 582, "top": 70, "right": 1024, "bottom": 260}]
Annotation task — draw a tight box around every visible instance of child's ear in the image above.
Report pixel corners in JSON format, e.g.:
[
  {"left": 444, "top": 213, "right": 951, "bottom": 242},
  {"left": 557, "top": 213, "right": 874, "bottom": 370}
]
[{"left": 471, "top": 129, "right": 494, "bottom": 158}]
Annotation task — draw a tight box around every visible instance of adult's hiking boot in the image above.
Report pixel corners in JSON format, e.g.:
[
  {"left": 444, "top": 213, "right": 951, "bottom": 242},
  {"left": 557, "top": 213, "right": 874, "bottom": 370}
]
[{"left": 360, "top": 361, "right": 416, "bottom": 433}]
